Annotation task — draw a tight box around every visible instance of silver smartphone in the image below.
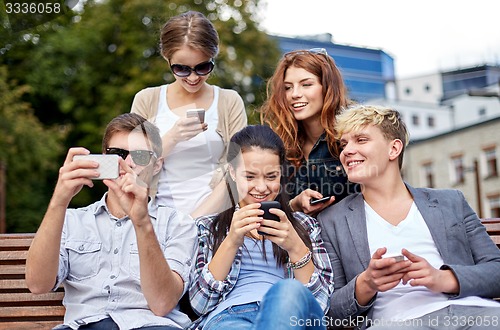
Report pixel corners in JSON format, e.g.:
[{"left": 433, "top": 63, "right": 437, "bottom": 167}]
[
  {"left": 74, "top": 154, "right": 119, "bottom": 180},
  {"left": 384, "top": 254, "right": 405, "bottom": 262},
  {"left": 186, "top": 109, "right": 205, "bottom": 123}
]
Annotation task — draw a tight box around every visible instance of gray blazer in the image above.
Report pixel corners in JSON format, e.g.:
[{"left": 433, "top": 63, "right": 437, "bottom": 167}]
[{"left": 318, "top": 184, "right": 500, "bottom": 328}]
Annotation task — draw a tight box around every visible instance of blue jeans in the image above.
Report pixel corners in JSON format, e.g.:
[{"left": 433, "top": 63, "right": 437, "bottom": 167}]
[
  {"left": 55, "top": 317, "right": 180, "bottom": 329},
  {"left": 203, "top": 279, "right": 325, "bottom": 330}
]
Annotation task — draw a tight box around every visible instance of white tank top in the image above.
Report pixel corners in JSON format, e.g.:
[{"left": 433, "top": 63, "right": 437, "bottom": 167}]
[{"left": 154, "top": 85, "right": 224, "bottom": 214}]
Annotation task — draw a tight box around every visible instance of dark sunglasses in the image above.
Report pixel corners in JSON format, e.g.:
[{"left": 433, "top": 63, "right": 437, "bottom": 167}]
[
  {"left": 170, "top": 60, "right": 215, "bottom": 77},
  {"left": 105, "top": 148, "right": 156, "bottom": 166}
]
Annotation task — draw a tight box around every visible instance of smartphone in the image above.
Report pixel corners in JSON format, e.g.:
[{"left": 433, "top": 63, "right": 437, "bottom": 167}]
[
  {"left": 186, "top": 109, "right": 205, "bottom": 123},
  {"left": 74, "top": 154, "right": 119, "bottom": 180},
  {"left": 384, "top": 254, "right": 405, "bottom": 262},
  {"left": 310, "top": 196, "right": 331, "bottom": 205},
  {"left": 257, "top": 201, "right": 281, "bottom": 235}
]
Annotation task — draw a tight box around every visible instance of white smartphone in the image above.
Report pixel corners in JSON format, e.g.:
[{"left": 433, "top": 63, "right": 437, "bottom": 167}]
[
  {"left": 74, "top": 154, "right": 119, "bottom": 180},
  {"left": 384, "top": 254, "right": 405, "bottom": 262},
  {"left": 186, "top": 109, "right": 205, "bottom": 123}
]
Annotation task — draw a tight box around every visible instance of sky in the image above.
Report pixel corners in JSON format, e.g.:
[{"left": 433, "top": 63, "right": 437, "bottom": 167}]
[{"left": 259, "top": 0, "right": 500, "bottom": 78}]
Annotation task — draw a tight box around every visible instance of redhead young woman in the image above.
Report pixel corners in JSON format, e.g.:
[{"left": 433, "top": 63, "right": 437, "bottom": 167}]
[
  {"left": 131, "top": 11, "right": 247, "bottom": 218},
  {"left": 260, "top": 48, "right": 358, "bottom": 215},
  {"left": 189, "top": 125, "right": 333, "bottom": 330}
]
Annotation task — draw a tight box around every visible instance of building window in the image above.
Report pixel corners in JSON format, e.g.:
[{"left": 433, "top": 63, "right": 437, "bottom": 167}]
[
  {"left": 422, "top": 163, "right": 434, "bottom": 188},
  {"left": 428, "top": 116, "right": 435, "bottom": 127},
  {"left": 489, "top": 196, "right": 500, "bottom": 218},
  {"left": 478, "top": 107, "right": 487, "bottom": 117},
  {"left": 451, "top": 156, "right": 465, "bottom": 185},
  {"left": 412, "top": 115, "right": 420, "bottom": 126},
  {"left": 484, "top": 148, "right": 498, "bottom": 178},
  {"left": 405, "top": 87, "right": 412, "bottom": 95}
]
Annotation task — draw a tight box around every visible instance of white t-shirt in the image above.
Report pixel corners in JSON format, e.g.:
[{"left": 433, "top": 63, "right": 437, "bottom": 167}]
[
  {"left": 154, "top": 85, "right": 224, "bottom": 214},
  {"left": 365, "top": 201, "right": 500, "bottom": 323}
]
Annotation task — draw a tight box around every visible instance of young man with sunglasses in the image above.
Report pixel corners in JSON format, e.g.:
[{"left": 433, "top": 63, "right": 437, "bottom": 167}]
[
  {"left": 26, "top": 113, "right": 196, "bottom": 329},
  {"left": 131, "top": 11, "right": 247, "bottom": 219}
]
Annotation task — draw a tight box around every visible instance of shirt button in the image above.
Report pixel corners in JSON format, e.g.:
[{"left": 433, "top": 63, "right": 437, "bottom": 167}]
[
  {"left": 110, "top": 275, "right": 116, "bottom": 279},
  {"left": 78, "top": 245, "right": 84, "bottom": 251},
  {"left": 114, "top": 248, "right": 119, "bottom": 254},
  {"left": 116, "top": 222, "right": 122, "bottom": 227}
]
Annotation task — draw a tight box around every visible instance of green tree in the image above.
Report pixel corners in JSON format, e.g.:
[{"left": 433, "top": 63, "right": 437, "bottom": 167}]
[
  {"left": 0, "top": 66, "right": 66, "bottom": 232},
  {"left": 0, "top": 0, "right": 281, "bottom": 222}
]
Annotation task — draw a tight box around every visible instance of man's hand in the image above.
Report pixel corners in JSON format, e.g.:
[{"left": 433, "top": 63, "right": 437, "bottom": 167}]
[
  {"left": 401, "top": 249, "right": 459, "bottom": 294},
  {"left": 104, "top": 158, "right": 149, "bottom": 226},
  {"left": 53, "top": 147, "right": 98, "bottom": 207}
]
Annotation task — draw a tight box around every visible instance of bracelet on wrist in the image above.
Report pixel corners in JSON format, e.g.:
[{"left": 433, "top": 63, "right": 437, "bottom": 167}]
[{"left": 287, "top": 250, "right": 312, "bottom": 270}]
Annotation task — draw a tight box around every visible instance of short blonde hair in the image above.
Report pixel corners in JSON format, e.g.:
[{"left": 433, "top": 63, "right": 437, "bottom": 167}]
[{"left": 335, "top": 105, "right": 409, "bottom": 169}]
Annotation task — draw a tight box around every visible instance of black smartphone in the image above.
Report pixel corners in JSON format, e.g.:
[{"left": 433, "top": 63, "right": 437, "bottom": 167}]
[
  {"left": 257, "top": 201, "right": 281, "bottom": 235},
  {"left": 310, "top": 196, "right": 331, "bottom": 205}
]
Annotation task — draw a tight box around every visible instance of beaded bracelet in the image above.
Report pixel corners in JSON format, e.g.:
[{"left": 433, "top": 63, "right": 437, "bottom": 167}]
[{"left": 287, "top": 250, "right": 312, "bottom": 270}]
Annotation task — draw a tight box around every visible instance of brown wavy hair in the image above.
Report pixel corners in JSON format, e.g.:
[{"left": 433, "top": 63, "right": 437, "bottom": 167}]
[
  {"left": 260, "top": 50, "right": 352, "bottom": 168},
  {"left": 159, "top": 11, "right": 219, "bottom": 62}
]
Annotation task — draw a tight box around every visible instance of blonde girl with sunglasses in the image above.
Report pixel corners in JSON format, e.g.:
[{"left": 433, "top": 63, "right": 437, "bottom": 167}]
[{"left": 131, "top": 11, "right": 247, "bottom": 218}]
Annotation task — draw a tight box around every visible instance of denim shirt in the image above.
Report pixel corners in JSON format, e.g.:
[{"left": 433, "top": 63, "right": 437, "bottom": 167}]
[
  {"left": 285, "top": 133, "right": 359, "bottom": 203},
  {"left": 54, "top": 194, "right": 196, "bottom": 329}
]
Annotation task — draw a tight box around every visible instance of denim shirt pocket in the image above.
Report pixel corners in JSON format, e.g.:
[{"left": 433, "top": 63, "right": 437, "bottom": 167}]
[{"left": 65, "top": 240, "right": 101, "bottom": 281}]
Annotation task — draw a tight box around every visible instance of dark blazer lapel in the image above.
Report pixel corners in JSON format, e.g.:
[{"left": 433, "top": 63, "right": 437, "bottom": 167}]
[
  {"left": 407, "top": 184, "right": 449, "bottom": 258},
  {"left": 346, "top": 194, "right": 372, "bottom": 268}
]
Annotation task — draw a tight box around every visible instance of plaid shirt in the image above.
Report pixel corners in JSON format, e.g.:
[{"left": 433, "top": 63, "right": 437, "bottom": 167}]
[{"left": 188, "top": 211, "right": 334, "bottom": 328}]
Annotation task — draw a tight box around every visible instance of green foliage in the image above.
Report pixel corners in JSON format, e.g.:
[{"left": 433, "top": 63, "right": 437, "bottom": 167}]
[
  {"left": 0, "top": 66, "right": 66, "bottom": 232},
  {"left": 0, "top": 0, "right": 281, "bottom": 231}
]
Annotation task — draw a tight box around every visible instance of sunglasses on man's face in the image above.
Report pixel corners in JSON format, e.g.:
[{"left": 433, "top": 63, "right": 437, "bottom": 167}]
[
  {"left": 170, "top": 60, "right": 215, "bottom": 77},
  {"left": 105, "top": 148, "right": 156, "bottom": 166}
]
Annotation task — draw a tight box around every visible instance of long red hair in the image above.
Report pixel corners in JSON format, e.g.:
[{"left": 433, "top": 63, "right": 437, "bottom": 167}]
[{"left": 260, "top": 50, "right": 352, "bottom": 168}]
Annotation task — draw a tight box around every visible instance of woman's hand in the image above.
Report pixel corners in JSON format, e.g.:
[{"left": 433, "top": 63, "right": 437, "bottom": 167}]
[
  {"left": 226, "top": 203, "right": 263, "bottom": 248},
  {"left": 168, "top": 117, "right": 208, "bottom": 144},
  {"left": 257, "top": 207, "right": 307, "bottom": 258},
  {"left": 290, "top": 189, "right": 335, "bottom": 215}
]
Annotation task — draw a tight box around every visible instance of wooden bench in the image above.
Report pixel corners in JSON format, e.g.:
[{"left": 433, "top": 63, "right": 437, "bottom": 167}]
[
  {"left": 0, "top": 233, "right": 65, "bottom": 329},
  {"left": 1, "top": 218, "right": 500, "bottom": 328},
  {"left": 481, "top": 218, "right": 500, "bottom": 248}
]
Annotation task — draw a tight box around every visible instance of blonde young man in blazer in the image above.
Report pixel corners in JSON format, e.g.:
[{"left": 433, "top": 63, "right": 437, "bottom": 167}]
[{"left": 318, "top": 105, "right": 500, "bottom": 329}]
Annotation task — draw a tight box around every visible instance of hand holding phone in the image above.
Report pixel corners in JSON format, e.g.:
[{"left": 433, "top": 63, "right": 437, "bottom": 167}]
[
  {"left": 310, "top": 196, "right": 331, "bottom": 205},
  {"left": 383, "top": 254, "right": 405, "bottom": 262},
  {"left": 74, "top": 154, "right": 119, "bottom": 180},
  {"left": 186, "top": 109, "right": 205, "bottom": 123},
  {"left": 257, "top": 201, "right": 281, "bottom": 235}
]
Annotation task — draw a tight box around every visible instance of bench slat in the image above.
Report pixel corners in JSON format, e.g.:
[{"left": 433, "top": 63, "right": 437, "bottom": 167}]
[
  {"left": 0, "top": 250, "right": 28, "bottom": 262},
  {"left": 0, "top": 321, "right": 63, "bottom": 330},
  {"left": 0, "top": 306, "right": 65, "bottom": 318},
  {"left": 0, "top": 292, "right": 65, "bottom": 303},
  {"left": 0, "top": 264, "right": 25, "bottom": 276}
]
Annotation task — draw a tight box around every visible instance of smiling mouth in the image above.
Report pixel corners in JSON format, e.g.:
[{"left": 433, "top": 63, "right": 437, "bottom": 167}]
[
  {"left": 250, "top": 193, "right": 269, "bottom": 200},
  {"left": 347, "top": 160, "right": 364, "bottom": 167},
  {"left": 292, "top": 102, "right": 307, "bottom": 109}
]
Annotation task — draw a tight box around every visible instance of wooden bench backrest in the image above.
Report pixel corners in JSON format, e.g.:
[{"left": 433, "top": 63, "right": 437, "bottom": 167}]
[
  {"left": 0, "top": 233, "right": 65, "bottom": 329},
  {"left": 482, "top": 218, "right": 500, "bottom": 248}
]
